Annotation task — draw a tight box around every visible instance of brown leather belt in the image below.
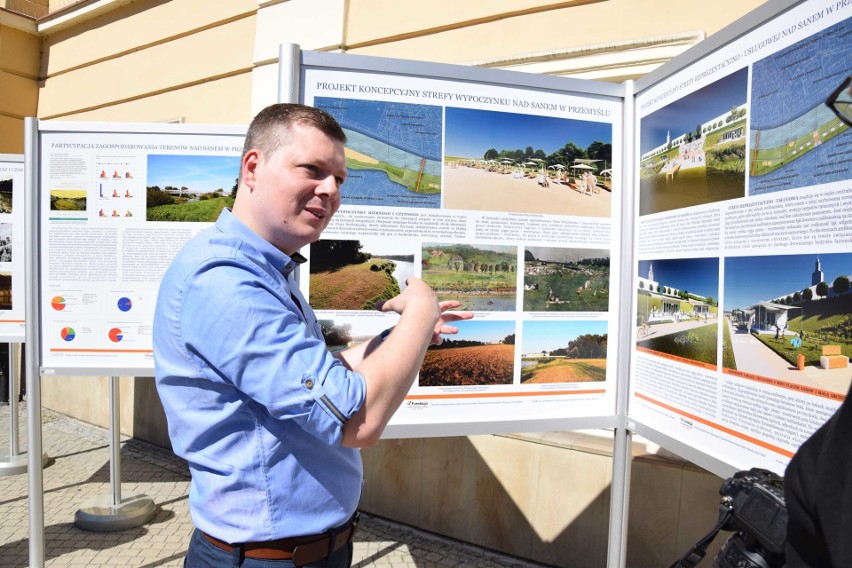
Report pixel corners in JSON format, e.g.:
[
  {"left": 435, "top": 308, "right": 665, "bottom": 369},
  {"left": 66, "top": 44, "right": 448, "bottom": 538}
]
[{"left": 201, "top": 514, "right": 358, "bottom": 565}]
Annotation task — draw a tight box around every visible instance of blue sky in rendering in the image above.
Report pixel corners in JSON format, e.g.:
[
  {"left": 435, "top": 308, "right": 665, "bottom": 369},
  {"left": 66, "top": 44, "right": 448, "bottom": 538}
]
[
  {"left": 147, "top": 154, "right": 241, "bottom": 193},
  {"left": 724, "top": 253, "right": 852, "bottom": 309},
  {"left": 522, "top": 320, "right": 608, "bottom": 354},
  {"left": 448, "top": 319, "right": 515, "bottom": 344},
  {"left": 638, "top": 257, "right": 719, "bottom": 299},
  {"left": 445, "top": 107, "right": 611, "bottom": 159},
  {"left": 640, "top": 67, "right": 748, "bottom": 154}
]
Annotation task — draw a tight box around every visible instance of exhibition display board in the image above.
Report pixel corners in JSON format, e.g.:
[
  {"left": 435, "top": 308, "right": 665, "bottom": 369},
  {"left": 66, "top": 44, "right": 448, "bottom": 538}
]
[
  {"left": 35, "top": 123, "right": 246, "bottom": 376},
  {"left": 21, "top": 0, "right": 852, "bottom": 565},
  {"left": 628, "top": 0, "right": 851, "bottom": 477},
  {"left": 0, "top": 154, "right": 25, "bottom": 342},
  {"left": 297, "top": 57, "right": 626, "bottom": 436}
]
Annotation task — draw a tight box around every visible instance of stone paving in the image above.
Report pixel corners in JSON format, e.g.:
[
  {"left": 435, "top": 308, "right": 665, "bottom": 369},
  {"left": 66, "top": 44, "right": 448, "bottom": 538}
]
[{"left": 0, "top": 403, "right": 549, "bottom": 568}]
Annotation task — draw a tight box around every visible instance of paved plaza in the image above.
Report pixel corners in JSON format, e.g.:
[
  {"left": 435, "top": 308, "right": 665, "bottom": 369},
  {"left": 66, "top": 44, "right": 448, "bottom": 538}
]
[{"left": 0, "top": 403, "right": 549, "bottom": 568}]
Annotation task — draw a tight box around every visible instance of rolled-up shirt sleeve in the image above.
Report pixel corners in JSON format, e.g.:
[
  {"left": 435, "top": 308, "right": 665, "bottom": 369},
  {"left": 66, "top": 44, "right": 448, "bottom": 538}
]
[{"left": 179, "top": 254, "right": 365, "bottom": 446}]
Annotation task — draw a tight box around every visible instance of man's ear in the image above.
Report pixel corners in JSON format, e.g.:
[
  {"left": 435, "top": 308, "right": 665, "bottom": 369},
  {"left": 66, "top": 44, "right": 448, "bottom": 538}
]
[{"left": 241, "top": 149, "right": 261, "bottom": 191}]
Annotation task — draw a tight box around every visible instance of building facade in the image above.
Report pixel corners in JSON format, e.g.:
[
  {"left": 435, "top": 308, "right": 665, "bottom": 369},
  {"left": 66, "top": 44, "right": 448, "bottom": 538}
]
[{"left": 2, "top": 1, "right": 772, "bottom": 566}]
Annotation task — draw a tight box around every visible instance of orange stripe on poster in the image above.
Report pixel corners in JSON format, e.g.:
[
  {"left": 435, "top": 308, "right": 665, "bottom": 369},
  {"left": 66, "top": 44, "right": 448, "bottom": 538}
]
[
  {"left": 635, "top": 346, "right": 717, "bottom": 371},
  {"left": 407, "top": 389, "right": 605, "bottom": 400},
  {"left": 0, "top": 320, "right": 25, "bottom": 323},
  {"left": 634, "top": 391, "right": 794, "bottom": 458},
  {"left": 722, "top": 367, "right": 846, "bottom": 402}
]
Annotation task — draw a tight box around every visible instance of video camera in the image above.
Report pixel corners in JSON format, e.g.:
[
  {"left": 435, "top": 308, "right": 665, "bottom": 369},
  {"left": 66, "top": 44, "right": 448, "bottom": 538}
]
[{"left": 670, "top": 468, "right": 787, "bottom": 568}]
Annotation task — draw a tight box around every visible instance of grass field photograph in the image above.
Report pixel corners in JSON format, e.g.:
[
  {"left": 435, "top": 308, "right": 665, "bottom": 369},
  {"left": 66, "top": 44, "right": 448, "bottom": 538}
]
[
  {"left": 310, "top": 237, "right": 415, "bottom": 311},
  {"left": 421, "top": 243, "right": 517, "bottom": 311},
  {"left": 521, "top": 320, "right": 607, "bottom": 384},
  {"left": 145, "top": 154, "right": 240, "bottom": 222},
  {"left": 419, "top": 320, "right": 515, "bottom": 387},
  {"left": 523, "top": 247, "right": 609, "bottom": 312}
]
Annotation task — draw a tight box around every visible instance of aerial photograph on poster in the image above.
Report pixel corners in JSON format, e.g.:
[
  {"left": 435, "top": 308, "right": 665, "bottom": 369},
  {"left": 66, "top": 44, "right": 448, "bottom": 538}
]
[
  {"left": 748, "top": 18, "right": 851, "bottom": 195},
  {"left": 419, "top": 319, "right": 515, "bottom": 387},
  {"left": 443, "top": 107, "right": 613, "bottom": 217},
  {"left": 638, "top": 67, "right": 748, "bottom": 215},
  {"left": 309, "top": 237, "right": 415, "bottom": 310},
  {"left": 520, "top": 320, "right": 607, "bottom": 384},
  {"left": 0, "top": 176, "right": 12, "bottom": 213},
  {"left": 421, "top": 242, "right": 517, "bottom": 311},
  {"left": 723, "top": 253, "right": 852, "bottom": 396},
  {"left": 523, "top": 246, "right": 609, "bottom": 312},
  {"left": 314, "top": 97, "right": 442, "bottom": 209},
  {"left": 145, "top": 154, "right": 240, "bottom": 222},
  {"left": 635, "top": 257, "right": 720, "bottom": 369}
]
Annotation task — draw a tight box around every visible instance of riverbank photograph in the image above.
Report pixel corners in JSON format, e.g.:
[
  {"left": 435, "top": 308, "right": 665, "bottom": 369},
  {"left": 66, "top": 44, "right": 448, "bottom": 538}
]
[
  {"left": 638, "top": 68, "right": 748, "bottom": 216},
  {"left": 309, "top": 237, "right": 415, "bottom": 310},
  {"left": 145, "top": 154, "right": 239, "bottom": 222},
  {"left": 523, "top": 246, "right": 609, "bottom": 312},
  {"left": 421, "top": 242, "right": 517, "bottom": 311}
]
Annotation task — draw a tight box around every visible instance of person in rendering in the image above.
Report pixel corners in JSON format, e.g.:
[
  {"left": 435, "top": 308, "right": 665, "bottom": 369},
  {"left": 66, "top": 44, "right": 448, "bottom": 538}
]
[{"left": 153, "top": 103, "right": 472, "bottom": 567}]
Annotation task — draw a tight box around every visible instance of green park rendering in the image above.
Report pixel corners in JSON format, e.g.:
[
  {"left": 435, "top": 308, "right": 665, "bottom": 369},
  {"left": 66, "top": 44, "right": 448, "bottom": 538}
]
[
  {"left": 723, "top": 253, "right": 852, "bottom": 394},
  {"left": 635, "top": 257, "right": 719, "bottom": 369}
]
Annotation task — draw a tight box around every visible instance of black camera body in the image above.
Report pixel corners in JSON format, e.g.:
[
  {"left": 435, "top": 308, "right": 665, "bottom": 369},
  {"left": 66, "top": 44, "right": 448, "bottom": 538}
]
[
  {"left": 714, "top": 468, "right": 787, "bottom": 568},
  {"left": 671, "top": 467, "right": 787, "bottom": 568}
]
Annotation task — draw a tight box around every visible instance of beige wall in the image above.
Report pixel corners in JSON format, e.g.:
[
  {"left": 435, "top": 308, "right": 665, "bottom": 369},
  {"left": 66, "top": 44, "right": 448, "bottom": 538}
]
[
  {"left": 344, "top": 0, "right": 767, "bottom": 54},
  {"left": 37, "top": 0, "right": 257, "bottom": 123},
  {"left": 0, "top": 21, "right": 39, "bottom": 153},
  {"left": 360, "top": 433, "right": 725, "bottom": 567}
]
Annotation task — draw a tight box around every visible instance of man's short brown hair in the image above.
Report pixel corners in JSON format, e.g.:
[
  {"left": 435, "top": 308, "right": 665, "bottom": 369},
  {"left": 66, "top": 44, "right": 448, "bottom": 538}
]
[{"left": 242, "top": 103, "right": 347, "bottom": 162}]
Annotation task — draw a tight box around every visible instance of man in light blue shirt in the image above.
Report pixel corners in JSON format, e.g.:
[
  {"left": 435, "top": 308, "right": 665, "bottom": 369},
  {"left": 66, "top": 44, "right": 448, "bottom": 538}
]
[{"left": 154, "top": 104, "right": 470, "bottom": 567}]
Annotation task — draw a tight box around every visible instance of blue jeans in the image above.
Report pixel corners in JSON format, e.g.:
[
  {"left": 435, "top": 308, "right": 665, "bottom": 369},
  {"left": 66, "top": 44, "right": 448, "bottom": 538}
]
[{"left": 184, "top": 528, "right": 353, "bottom": 568}]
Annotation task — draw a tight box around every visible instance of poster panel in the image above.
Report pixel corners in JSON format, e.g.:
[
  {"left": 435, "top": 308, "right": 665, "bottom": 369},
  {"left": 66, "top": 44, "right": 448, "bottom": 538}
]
[
  {"left": 299, "top": 62, "right": 624, "bottom": 431},
  {"left": 0, "top": 155, "right": 25, "bottom": 342},
  {"left": 38, "top": 124, "right": 245, "bottom": 375},
  {"left": 631, "top": 0, "right": 851, "bottom": 475}
]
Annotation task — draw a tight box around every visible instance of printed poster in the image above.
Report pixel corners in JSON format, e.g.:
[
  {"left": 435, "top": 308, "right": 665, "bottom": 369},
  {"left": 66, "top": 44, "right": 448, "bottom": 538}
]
[
  {"left": 302, "top": 71, "right": 624, "bottom": 427},
  {"left": 632, "top": 0, "right": 851, "bottom": 474}
]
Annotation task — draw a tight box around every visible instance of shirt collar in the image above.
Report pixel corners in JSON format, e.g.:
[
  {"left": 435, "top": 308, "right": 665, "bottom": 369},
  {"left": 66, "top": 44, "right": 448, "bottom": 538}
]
[{"left": 215, "top": 208, "right": 305, "bottom": 276}]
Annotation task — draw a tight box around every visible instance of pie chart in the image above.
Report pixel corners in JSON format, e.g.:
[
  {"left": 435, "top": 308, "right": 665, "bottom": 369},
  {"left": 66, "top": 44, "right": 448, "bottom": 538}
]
[
  {"left": 109, "top": 328, "right": 123, "bottom": 342},
  {"left": 51, "top": 296, "right": 66, "bottom": 311},
  {"left": 117, "top": 297, "right": 133, "bottom": 312},
  {"left": 61, "top": 327, "right": 76, "bottom": 341}
]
